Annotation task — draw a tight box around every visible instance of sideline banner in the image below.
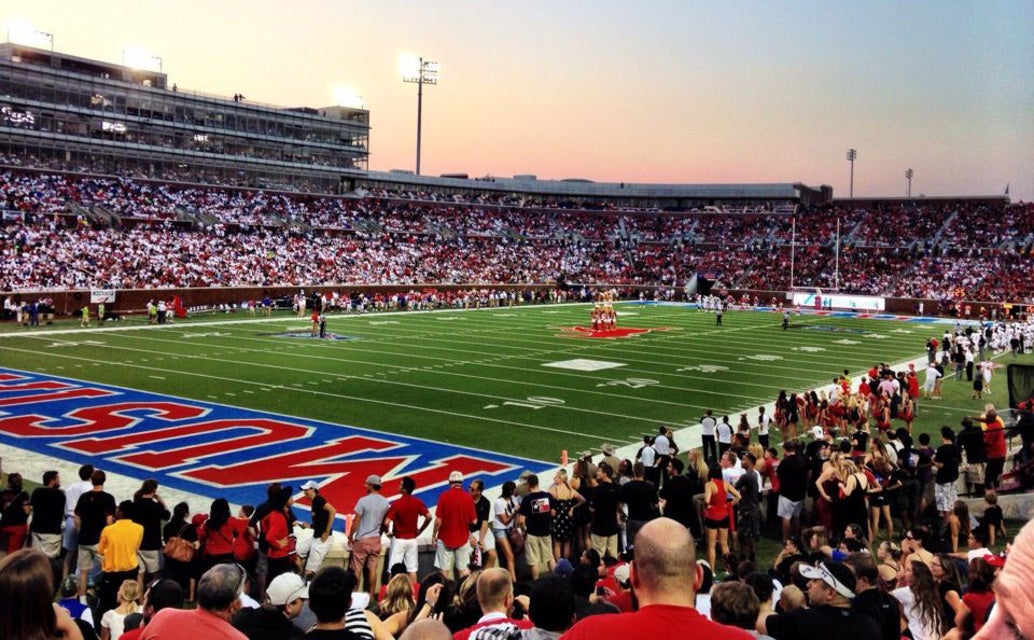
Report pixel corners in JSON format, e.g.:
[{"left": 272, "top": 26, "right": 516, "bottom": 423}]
[
  {"left": 792, "top": 292, "right": 884, "bottom": 311},
  {"left": 90, "top": 289, "right": 116, "bottom": 304}
]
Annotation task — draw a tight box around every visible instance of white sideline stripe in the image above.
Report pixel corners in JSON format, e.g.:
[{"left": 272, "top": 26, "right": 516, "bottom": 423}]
[{"left": 0, "top": 301, "right": 599, "bottom": 339}]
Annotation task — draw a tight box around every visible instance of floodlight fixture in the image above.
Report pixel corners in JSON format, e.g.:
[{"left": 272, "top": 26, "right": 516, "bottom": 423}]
[
  {"left": 402, "top": 55, "right": 439, "bottom": 175},
  {"left": 905, "top": 168, "right": 914, "bottom": 198},
  {"left": 846, "top": 149, "right": 857, "bottom": 198}
]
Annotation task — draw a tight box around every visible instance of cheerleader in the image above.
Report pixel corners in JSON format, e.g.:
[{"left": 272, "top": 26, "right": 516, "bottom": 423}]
[{"left": 899, "top": 391, "right": 915, "bottom": 433}]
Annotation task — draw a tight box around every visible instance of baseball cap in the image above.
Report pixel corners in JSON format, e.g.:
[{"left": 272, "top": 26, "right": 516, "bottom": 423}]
[
  {"left": 983, "top": 552, "right": 1006, "bottom": 568},
  {"left": 448, "top": 471, "right": 464, "bottom": 483},
  {"left": 300, "top": 480, "right": 319, "bottom": 491},
  {"left": 555, "top": 558, "right": 574, "bottom": 577},
  {"left": 799, "top": 561, "right": 857, "bottom": 599},
  {"left": 365, "top": 474, "right": 382, "bottom": 488},
  {"left": 612, "top": 564, "right": 630, "bottom": 587},
  {"left": 266, "top": 573, "right": 308, "bottom": 605}
]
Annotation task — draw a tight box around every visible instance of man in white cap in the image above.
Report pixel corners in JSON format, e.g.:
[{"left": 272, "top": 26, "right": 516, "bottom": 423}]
[
  {"left": 762, "top": 560, "right": 880, "bottom": 640},
  {"left": 432, "top": 471, "right": 477, "bottom": 580},
  {"left": 601, "top": 444, "right": 621, "bottom": 479},
  {"left": 349, "top": 474, "right": 390, "bottom": 602},
  {"left": 298, "top": 480, "right": 337, "bottom": 579},
  {"left": 231, "top": 571, "right": 307, "bottom": 639},
  {"left": 515, "top": 470, "right": 534, "bottom": 501}
]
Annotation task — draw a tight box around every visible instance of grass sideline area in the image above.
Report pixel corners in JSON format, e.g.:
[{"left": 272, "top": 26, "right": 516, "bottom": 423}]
[{"left": 1, "top": 302, "right": 1029, "bottom": 573}]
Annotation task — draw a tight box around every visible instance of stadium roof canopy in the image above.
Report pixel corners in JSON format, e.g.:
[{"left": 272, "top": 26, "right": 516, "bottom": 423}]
[{"left": 367, "top": 170, "right": 826, "bottom": 201}]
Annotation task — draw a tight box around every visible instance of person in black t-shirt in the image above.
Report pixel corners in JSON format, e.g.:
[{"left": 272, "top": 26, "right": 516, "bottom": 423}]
[
  {"left": 589, "top": 463, "right": 622, "bottom": 561},
  {"left": 776, "top": 442, "right": 809, "bottom": 541},
  {"left": 133, "top": 478, "right": 171, "bottom": 585},
  {"left": 843, "top": 553, "right": 901, "bottom": 640},
  {"left": 300, "top": 481, "right": 336, "bottom": 579},
  {"left": 29, "top": 470, "right": 65, "bottom": 560},
  {"left": 957, "top": 418, "right": 987, "bottom": 497},
  {"left": 620, "top": 462, "right": 659, "bottom": 551},
  {"left": 518, "top": 475, "right": 557, "bottom": 579},
  {"left": 763, "top": 560, "right": 880, "bottom": 640},
  {"left": 933, "top": 427, "right": 961, "bottom": 519},
  {"left": 74, "top": 469, "right": 116, "bottom": 597},
  {"left": 659, "top": 458, "right": 702, "bottom": 541},
  {"left": 0, "top": 473, "right": 31, "bottom": 554}
]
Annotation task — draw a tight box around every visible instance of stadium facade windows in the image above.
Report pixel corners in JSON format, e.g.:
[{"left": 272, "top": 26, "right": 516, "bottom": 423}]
[{"left": 0, "top": 43, "right": 369, "bottom": 193}]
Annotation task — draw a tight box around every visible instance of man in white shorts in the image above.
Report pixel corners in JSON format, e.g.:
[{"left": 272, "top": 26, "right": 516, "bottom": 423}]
[
  {"left": 298, "top": 480, "right": 337, "bottom": 578},
  {"left": 383, "top": 477, "right": 430, "bottom": 582},
  {"left": 432, "top": 471, "right": 477, "bottom": 580}
]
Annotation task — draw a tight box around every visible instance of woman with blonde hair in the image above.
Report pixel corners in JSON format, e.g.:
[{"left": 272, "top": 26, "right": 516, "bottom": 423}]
[
  {"left": 747, "top": 443, "right": 765, "bottom": 466},
  {"left": 687, "top": 448, "right": 709, "bottom": 488},
  {"left": 379, "top": 573, "right": 417, "bottom": 635},
  {"left": 0, "top": 548, "right": 84, "bottom": 640},
  {"left": 549, "top": 468, "right": 584, "bottom": 562},
  {"left": 101, "top": 579, "right": 140, "bottom": 640},
  {"left": 834, "top": 458, "right": 870, "bottom": 542}
]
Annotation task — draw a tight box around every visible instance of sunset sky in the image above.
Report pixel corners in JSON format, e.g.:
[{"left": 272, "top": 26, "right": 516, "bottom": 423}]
[{"left": 4, "top": 1, "right": 1032, "bottom": 200}]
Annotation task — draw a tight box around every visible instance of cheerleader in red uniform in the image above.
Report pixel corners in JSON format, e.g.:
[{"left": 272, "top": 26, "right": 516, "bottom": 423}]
[{"left": 898, "top": 391, "right": 915, "bottom": 433}]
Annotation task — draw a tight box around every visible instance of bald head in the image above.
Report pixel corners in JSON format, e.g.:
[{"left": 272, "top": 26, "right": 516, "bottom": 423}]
[
  {"left": 476, "top": 567, "right": 514, "bottom": 612},
  {"left": 399, "top": 618, "right": 453, "bottom": 640},
  {"left": 631, "top": 517, "right": 698, "bottom": 605}
]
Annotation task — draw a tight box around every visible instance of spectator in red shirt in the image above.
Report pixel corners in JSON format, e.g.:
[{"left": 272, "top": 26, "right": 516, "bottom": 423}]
[
  {"left": 199, "top": 498, "right": 247, "bottom": 573},
  {"left": 383, "top": 477, "right": 430, "bottom": 583},
  {"left": 972, "top": 405, "right": 1007, "bottom": 489},
  {"left": 561, "top": 518, "right": 752, "bottom": 640},
  {"left": 261, "top": 488, "right": 295, "bottom": 585},
  {"left": 431, "top": 471, "right": 476, "bottom": 581}
]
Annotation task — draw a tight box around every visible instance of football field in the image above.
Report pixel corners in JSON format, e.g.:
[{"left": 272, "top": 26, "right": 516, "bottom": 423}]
[{"left": 0, "top": 301, "right": 1017, "bottom": 516}]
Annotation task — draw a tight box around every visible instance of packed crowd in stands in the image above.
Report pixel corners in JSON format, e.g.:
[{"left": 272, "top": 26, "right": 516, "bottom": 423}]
[{"left": 2, "top": 167, "right": 1034, "bottom": 304}]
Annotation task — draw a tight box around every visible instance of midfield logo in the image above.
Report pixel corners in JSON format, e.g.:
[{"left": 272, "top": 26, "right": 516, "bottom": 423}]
[{"left": 0, "top": 370, "right": 547, "bottom": 528}]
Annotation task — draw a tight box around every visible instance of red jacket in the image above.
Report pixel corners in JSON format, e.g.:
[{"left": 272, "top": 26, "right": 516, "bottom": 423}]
[
  {"left": 983, "top": 418, "right": 1007, "bottom": 459},
  {"left": 261, "top": 510, "right": 292, "bottom": 559}
]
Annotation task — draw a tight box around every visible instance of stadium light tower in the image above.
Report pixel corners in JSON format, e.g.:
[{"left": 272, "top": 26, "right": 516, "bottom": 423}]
[
  {"left": 401, "top": 55, "right": 439, "bottom": 176},
  {"left": 846, "top": 148, "right": 857, "bottom": 198},
  {"left": 905, "top": 168, "right": 914, "bottom": 198}
]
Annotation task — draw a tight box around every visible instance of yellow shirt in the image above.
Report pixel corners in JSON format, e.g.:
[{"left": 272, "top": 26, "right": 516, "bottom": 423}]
[{"left": 98, "top": 519, "right": 144, "bottom": 572}]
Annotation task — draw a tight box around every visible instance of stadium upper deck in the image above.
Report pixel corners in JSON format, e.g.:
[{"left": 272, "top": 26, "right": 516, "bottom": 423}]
[{"left": 0, "top": 43, "right": 369, "bottom": 193}]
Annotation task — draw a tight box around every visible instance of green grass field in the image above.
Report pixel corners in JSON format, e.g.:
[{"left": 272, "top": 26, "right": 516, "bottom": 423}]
[{"left": 1, "top": 302, "right": 1023, "bottom": 464}]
